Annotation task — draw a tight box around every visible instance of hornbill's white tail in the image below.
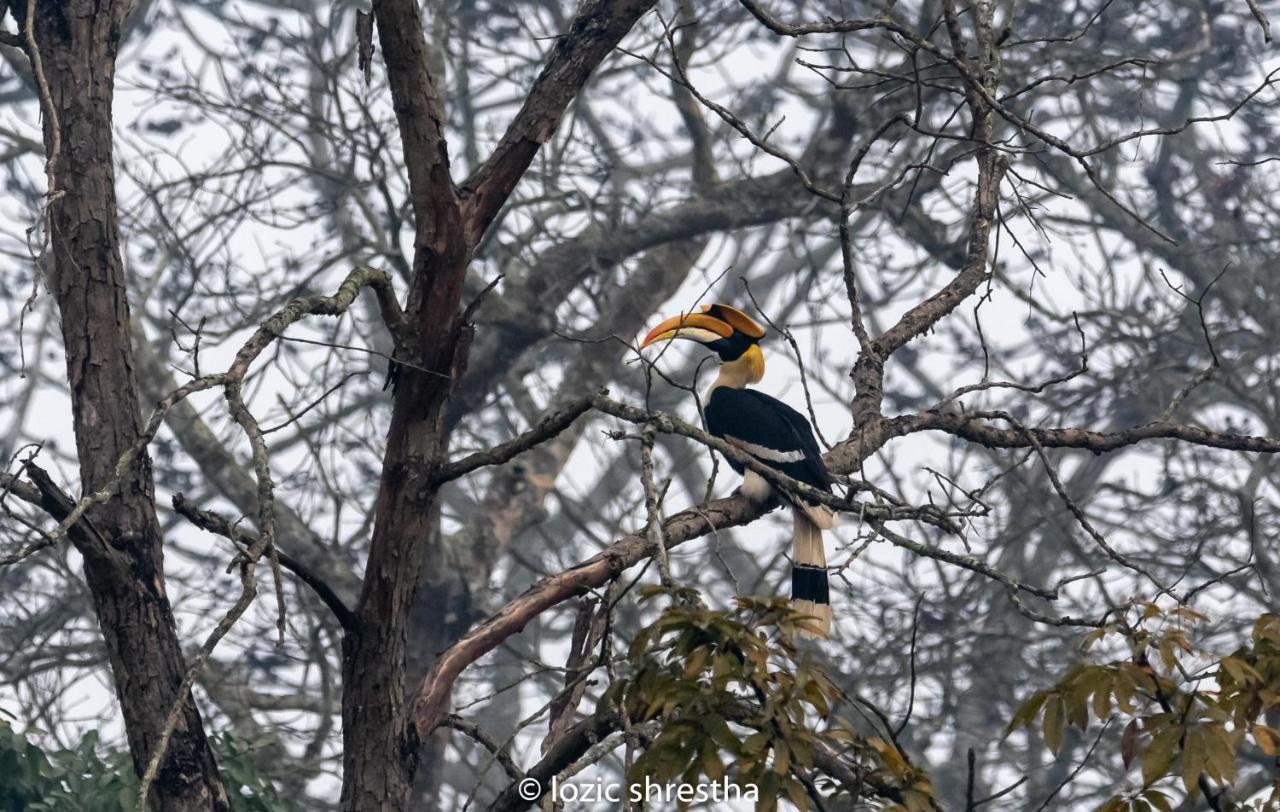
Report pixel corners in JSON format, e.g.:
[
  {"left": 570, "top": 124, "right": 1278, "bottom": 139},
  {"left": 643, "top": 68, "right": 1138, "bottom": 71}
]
[{"left": 792, "top": 504, "right": 834, "bottom": 639}]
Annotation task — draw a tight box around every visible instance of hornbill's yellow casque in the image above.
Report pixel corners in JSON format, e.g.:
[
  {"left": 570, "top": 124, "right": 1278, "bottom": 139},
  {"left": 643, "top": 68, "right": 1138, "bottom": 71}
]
[{"left": 641, "top": 304, "right": 835, "bottom": 638}]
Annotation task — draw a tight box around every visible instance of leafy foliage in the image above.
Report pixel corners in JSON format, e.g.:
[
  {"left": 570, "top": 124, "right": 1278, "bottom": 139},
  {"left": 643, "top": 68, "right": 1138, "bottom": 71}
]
[
  {"left": 0, "top": 717, "right": 137, "bottom": 812},
  {"left": 1008, "top": 601, "right": 1280, "bottom": 810},
  {"left": 607, "top": 590, "right": 937, "bottom": 811},
  {"left": 0, "top": 713, "right": 298, "bottom": 812}
]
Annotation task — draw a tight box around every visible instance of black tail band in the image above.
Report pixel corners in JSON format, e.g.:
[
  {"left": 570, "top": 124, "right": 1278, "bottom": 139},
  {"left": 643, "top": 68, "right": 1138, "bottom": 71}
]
[{"left": 791, "top": 565, "right": 829, "bottom": 604}]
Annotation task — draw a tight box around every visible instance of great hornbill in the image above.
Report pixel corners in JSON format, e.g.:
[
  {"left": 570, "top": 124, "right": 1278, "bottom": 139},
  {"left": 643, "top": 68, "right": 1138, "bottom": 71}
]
[{"left": 641, "top": 303, "right": 835, "bottom": 638}]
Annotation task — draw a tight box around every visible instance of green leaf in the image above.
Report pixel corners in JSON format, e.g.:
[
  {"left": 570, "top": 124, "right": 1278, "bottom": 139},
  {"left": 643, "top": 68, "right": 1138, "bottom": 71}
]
[
  {"left": 682, "top": 648, "right": 710, "bottom": 679},
  {"left": 1220, "top": 656, "right": 1262, "bottom": 684},
  {"left": 1005, "top": 691, "right": 1049, "bottom": 735},
  {"left": 1181, "top": 727, "right": 1204, "bottom": 795},
  {"left": 699, "top": 739, "right": 724, "bottom": 782},
  {"left": 1042, "top": 696, "right": 1065, "bottom": 755},
  {"left": 1144, "top": 788, "right": 1173, "bottom": 812},
  {"left": 742, "top": 731, "right": 770, "bottom": 756},
  {"left": 783, "top": 776, "right": 809, "bottom": 811},
  {"left": 757, "top": 772, "right": 779, "bottom": 812},
  {"left": 903, "top": 788, "right": 935, "bottom": 812},
  {"left": 1115, "top": 673, "right": 1136, "bottom": 713},
  {"left": 772, "top": 739, "right": 790, "bottom": 775},
  {"left": 1203, "top": 723, "right": 1237, "bottom": 784},
  {"left": 1081, "top": 628, "right": 1108, "bottom": 651},
  {"left": 1142, "top": 724, "right": 1180, "bottom": 786},
  {"left": 1066, "top": 675, "right": 1093, "bottom": 729}
]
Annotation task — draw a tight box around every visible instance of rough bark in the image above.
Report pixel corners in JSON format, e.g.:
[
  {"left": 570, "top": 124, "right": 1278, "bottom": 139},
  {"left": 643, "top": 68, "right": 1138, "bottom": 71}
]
[
  {"left": 340, "top": 2, "right": 655, "bottom": 808},
  {"left": 338, "top": 0, "right": 470, "bottom": 803},
  {"left": 31, "top": 0, "right": 229, "bottom": 808},
  {"left": 403, "top": 518, "right": 476, "bottom": 809}
]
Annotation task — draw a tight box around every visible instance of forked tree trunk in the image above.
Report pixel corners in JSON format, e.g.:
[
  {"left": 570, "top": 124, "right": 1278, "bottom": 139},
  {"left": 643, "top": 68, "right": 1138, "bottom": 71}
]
[
  {"left": 338, "top": 246, "right": 472, "bottom": 810},
  {"left": 337, "top": 1, "right": 654, "bottom": 808},
  {"left": 31, "top": 1, "right": 229, "bottom": 808}
]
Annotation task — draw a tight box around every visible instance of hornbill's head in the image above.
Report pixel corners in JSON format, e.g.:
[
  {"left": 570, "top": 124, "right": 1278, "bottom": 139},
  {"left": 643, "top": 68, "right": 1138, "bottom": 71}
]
[
  {"left": 640, "top": 304, "right": 768, "bottom": 387},
  {"left": 639, "top": 303, "right": 766, "bottom": 361}
]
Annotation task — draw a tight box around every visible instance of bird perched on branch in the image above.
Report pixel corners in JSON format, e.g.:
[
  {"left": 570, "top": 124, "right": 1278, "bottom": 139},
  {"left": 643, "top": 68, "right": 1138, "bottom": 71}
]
[{"left": 641, "top": 303, "right": 835, "bottom": 638}]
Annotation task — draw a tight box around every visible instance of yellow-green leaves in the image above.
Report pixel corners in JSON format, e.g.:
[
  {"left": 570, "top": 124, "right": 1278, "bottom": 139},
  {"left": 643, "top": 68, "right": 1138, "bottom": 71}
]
[
  {"left": 1011, "top": 602, "right": 1280, "bottom": 810},
  {"left": 1140, "top": 723, "right": 1179, "bottom": 787},
  {"left": 1007, "top": 663, "right": 1124, "bottom": 755},
  {"left": 612, "top": 592, "right": 937, "bottom": 810},
  {"left": 1096, "top": 788, "right": 1174, "bottom": 812}
]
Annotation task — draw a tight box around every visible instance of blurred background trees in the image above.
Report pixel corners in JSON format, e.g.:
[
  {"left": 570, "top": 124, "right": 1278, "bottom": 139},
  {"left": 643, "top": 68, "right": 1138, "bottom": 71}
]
[{"left": 2, "top": 0, "right": 1280, "bottom": 808}]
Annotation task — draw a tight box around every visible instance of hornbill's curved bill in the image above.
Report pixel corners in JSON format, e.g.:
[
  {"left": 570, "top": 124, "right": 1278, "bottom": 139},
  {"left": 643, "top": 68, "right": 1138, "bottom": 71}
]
[{"left": 641, "top": 304, "right": 835, "bottom": 638}]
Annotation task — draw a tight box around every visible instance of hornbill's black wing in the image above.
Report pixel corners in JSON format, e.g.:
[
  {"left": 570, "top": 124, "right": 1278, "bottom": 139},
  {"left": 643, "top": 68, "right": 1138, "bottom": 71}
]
[{"left": 705, "top": 387, "right": 832, "bottom": 493}]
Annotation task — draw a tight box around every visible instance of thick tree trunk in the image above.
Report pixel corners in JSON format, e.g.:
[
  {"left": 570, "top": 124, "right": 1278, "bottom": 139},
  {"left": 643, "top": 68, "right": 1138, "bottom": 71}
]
[
  {"left": 32, "top": 2, "right": 229, "bottom": 808},
  {"left": 339, "top": 1, "right": 653, "bottom": 808},
  {"left": 337, "top": 0, "right": 476, "bottom": 801},
  {"left": 404, "top": 525, "right": 477, "bottom": 810},
  {"left": 338, "top": 259, "right": 472, "bottom": 810},
  {"left": 336, "top": 26, "right": 471, "bottom": 793}
]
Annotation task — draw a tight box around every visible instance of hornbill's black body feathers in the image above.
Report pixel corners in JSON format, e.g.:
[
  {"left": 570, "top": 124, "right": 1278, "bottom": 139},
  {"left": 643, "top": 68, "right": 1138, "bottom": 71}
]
[{"left": 705, "top": 387, "right": 831, "bottom": 494}]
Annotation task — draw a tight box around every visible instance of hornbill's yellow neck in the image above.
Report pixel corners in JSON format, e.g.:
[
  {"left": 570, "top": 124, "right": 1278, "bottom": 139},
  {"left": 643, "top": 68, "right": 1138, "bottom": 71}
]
[{"left": 712, "top": 344, "right": 765, "bottom": 391}]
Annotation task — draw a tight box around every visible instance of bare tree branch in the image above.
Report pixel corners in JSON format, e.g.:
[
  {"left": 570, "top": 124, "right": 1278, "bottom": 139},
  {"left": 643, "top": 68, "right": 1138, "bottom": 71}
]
[{"left": 459, "top": 0, "right": 657, "bottom": 242}]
